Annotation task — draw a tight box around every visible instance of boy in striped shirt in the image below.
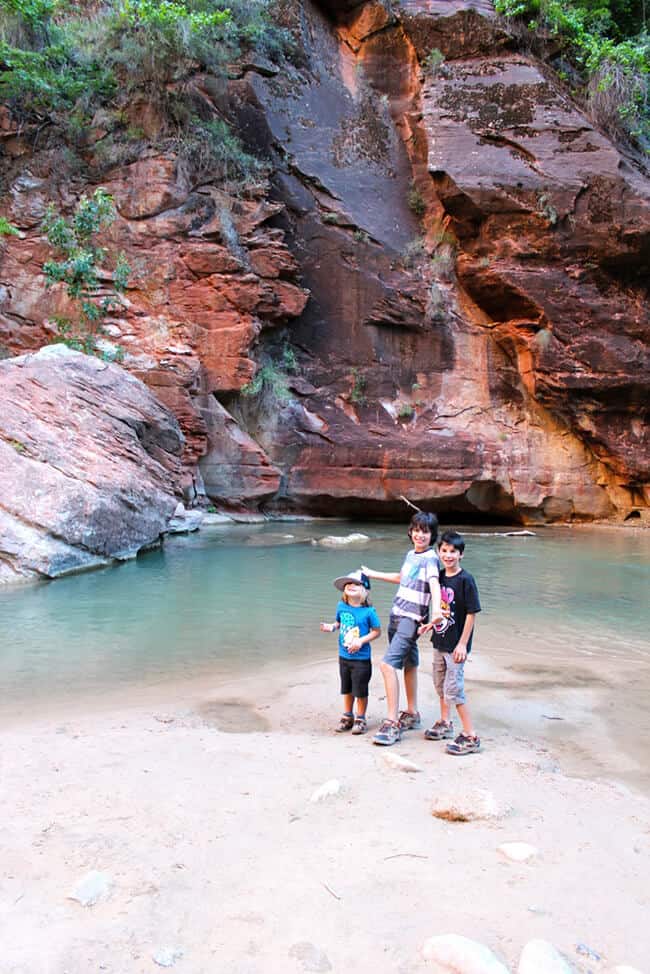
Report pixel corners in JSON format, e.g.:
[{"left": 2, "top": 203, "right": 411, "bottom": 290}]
[{"left": 362, "top": 511, "right": 442, "bottom": 746}]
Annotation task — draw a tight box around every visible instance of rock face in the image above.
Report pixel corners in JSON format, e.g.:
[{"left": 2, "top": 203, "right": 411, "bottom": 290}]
[
  {"left": 0, "top": 0, "right": 648, "bottom": 522},
  {"left": 0, "top": 345, "right": 184, "bottom": 582}
]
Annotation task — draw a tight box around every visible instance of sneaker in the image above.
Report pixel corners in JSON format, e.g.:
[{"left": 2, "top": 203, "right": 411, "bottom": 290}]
[
  {"left": 351, "top": 717, "right": 367, "bottom": 735},
  {"left": 398, "top": 710, "right": 421, "bottom": 730},
  {"left": 373, "top": 719, "right": 401, "bottom": 746},
  {"left": 446, "top": 733, "right": 481, "bottom": 755},
  {"left": 335, "top": 714, "right": 354, "bottom": 733},
  {"left": 424, "top": 720, "right": 454, "bottom": 741}
]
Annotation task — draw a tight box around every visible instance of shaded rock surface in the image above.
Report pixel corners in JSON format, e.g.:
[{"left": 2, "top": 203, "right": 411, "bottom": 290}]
[
  {"left": 0, "top": 345, "right": 183, "bottom": 582},
  {"left": 0, "top": 0, "right": 648, "bottom": 523}
]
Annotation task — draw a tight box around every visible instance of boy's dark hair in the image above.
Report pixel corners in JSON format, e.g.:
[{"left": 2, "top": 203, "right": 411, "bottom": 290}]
[
  {"left": 440, "top": 530, "right": 465, "bottom": 554},
  {"left": 408, "top": 511, "right": 438, "bottom": 544}
]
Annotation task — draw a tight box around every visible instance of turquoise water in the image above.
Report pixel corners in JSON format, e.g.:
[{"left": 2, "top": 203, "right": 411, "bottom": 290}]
[{"left": 2, "top": 521, "right": 648, "bottom": 711}]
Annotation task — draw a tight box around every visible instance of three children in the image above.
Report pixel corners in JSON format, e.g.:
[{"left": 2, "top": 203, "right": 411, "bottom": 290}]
[{"left": 322, "top": 518, "right": 481, "bottom": 754}]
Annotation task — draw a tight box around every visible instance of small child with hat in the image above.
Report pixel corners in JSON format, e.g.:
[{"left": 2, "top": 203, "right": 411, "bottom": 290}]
[{"left": 320, "top": 569, "right": 381, "bottom": 735}]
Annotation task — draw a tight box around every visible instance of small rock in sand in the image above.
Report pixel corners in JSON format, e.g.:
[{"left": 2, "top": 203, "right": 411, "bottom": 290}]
[
  {"left": 576, "top": 943, "right": 601, "bottom": 961},
  {"left": 69, "top": 870, "right": 111, "bottom": 906},
  {"left": 610, "top": 967, "right": 644, "bottom": 974},
  {"left": 422, "top": 933, "right": 509, "bottom": 973},
  {"left": 153, "top": 947, "right": 185, "bottom": 968},
  {"left": 289, "top": 941, "right": 333, "bottom": 972},
  {"left": 519, "top": 940, "right": 573, "bottom": 974},
  {"left": 382, "top": 752, "right": 423, "bottom": 773},
  {"left": 497, "top": 842, "right": 538, "bottom": 862},
  {"left": 431, "top": 789, "right": 506, "bottom": 822},
  {"left": 310, "top": 779, "right": 342, "bottom": 803}
]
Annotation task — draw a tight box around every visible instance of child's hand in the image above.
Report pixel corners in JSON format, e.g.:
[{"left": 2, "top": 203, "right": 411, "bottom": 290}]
[
  {"left": 453, "top": 643, "right": 468, "bottom": 663},
  {"left": 418, "top": 622, "right": 434, "bottom": 636},
  {"left": 429, "top": 610, "right": 444, "bottom": 626},
  {"left": 347, "top": 637, "right": 363, "bottom": 653},
  {"left": 320, "top": 622, "right": 335, "bottom": 633}
]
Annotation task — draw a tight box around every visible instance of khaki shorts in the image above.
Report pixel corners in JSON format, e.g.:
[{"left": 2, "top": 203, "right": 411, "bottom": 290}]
[{"left": 433, "top": 651, "right": 466, "bottom": 704}]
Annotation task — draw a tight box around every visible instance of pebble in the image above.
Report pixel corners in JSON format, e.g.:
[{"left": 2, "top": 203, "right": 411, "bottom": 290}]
[
  {"left": 310, "top": 779, "right": 342, "bottom": 803},
  {"left": 610, "top": 967, "right": 644, "bottom": 974},
  {"left": 289, "top": 941, "right": 332, "bottom": 972},
  {"left": 497, "top": 842, "right": 538, "bottom": 862},
  {"left": 576, "top": 943, "right": 601, "bottom": 961},
  {"left": 153, "top": 947, "right": 184, "bottom": 968},
  {"left": 519, "top": 940, "right": 573, "bottom": 974},
  {"left": 382, "top": 752, "right": 423, "bottom": 773},
  {"left": 69, "top": 871, "right": 111, "bottom": 907},
  {"left": 422, "top": 934, "right": 510, "bottom": 973},
  {"left": 431, "top": 789, "right": 506, "bottom": 822}
]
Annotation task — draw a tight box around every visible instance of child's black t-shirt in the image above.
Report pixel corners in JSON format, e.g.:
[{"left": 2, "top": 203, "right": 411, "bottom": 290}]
[{"left": 431, "top": 568, "right": 481, "bottom": 654}]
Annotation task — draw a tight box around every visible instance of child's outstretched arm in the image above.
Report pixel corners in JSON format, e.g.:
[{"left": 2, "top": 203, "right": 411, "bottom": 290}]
[
  {"left": 346, "top": 626, "right": 381, "bottom": 654},
  {"left": 361, "top": 565, "right": 400, "bottom": 584},
  {"left": 320, "top": 621, "right": 340, "bottom": 633}
]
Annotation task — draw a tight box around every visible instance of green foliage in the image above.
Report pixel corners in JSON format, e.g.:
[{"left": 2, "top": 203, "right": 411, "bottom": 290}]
[
  {"left": 241, "top": 362, "right": 291, "bottom": 401},
  {"left": 179, "top": 117, "right": 265, "bottom": 184},
  {"left": 494, "top": 0, "right": 649, "bottom": 147},
  {"left": 423, "top": 47, "right": 445, "bottom": 74},
  {"left": 350, "top": 367, "right": 367, "bottom": 405},
  {"left": 42, "top": 189, "right": 130, "bottom": 361},
  {"left": 397, "top": 401, "right": 414, "bottom": 419},
  {"left": 322, "top": 211, "right": 340, "bottom": 224},
  {"left": 0, "top": 216, "right": 19, "bottom": 235},
  {"left": 407, "top": 184, "right": 426, "bottom": 217}
]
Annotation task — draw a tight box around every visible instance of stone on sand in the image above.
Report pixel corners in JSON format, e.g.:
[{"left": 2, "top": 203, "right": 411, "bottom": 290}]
[
  {"left": 69, "top": 870, "right": 111, "bottom": 907},
  {"left": 518, "top": 940, "right": 573, "bottom": 974},
  {"left": 422, "top": 933, "right": 509, "bottom": 974},
  {"left": 497, "top": 842, "right": 538, "bottom": 862},
  {"left": 310, "top": 779, "right": 342, "bottom": 803},
  {"left": 431, "top": 789, "right": 506, "bottom": 822},
  {"left": 382, "top": 752, "right": 423, "bottom": 773}
]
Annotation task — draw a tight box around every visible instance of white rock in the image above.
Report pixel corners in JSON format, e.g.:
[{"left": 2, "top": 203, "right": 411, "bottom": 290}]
[
  {"left": 518, "top": 940, "right": 573, "bottom": 974},
  {"left": 310, "top": 779, "right": 342, "bottom": 803},
  {"left": 422, "top": 933, "right": 510, "bottom": 974},
  {"left": 314, "top": 533, "right": 370, "bottom": 547},
  {"left": 153, "top": 947, "right": 185, "bottom": 968},
  {"left": 382, "top": 752, "right": 423, "bottom": 773},
  {"left": 431, "top": 789, "right": 506, "bottom": 822},
  {"left": 69, "top": 870, "right": 111, "bottom": 906},
  {"left": 166, "top": 503, "right": 204, "bottom": 534},
  {"left": 610, "top": 967, "right": 644, "bottom": 974},
  {"left": 497, "top": 842, "right": 538, "bottom": 862}
]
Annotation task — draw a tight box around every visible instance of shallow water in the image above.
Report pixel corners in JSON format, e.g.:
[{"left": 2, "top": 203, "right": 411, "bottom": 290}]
[{"left": 2, "top": 521, "right": 649, "bottom": 788}]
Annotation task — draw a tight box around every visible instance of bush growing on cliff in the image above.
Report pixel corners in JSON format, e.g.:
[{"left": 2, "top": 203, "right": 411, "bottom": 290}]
[
  {"left": 42, "top": 188, "right": 130, "bottom": 360},
  {"left": 494, "top": 0, "right": 649, "bottom": 148}
]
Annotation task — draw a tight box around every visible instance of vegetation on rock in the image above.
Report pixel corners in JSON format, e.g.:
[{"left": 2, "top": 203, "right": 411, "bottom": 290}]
[
  {"left": 42, "top": 188, "right": 130, "bottom": 360},
  {"left": 495, "top": 0, "right": 649, "bottom": 149}
]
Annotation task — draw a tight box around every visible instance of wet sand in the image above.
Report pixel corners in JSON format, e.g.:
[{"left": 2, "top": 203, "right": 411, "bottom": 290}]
[{"left": 2, "top": 655, "right": 649, "bottom": 974}]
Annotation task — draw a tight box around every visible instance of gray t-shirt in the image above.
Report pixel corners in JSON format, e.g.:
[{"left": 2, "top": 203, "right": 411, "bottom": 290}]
[{"left": 392, "top": 548, "right": 441, "bottom": 622}]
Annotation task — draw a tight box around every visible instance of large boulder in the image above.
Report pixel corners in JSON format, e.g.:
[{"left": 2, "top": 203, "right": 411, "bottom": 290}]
[{"left": 0, "top": 345, "right": 184, "bottom": 582}]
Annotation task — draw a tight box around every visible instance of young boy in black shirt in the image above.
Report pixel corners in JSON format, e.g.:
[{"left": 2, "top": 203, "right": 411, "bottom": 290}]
[{"left": 418, "top": 530, "right": 481, "bottom": 755}]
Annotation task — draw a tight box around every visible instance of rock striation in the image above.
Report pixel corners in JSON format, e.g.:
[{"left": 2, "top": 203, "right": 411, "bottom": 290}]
[
  {"left": 0, "top": 345, "right": 184, "bottom": 582},
  {"left": 0, "top": 0, "right": 648, "bottom": 523}
]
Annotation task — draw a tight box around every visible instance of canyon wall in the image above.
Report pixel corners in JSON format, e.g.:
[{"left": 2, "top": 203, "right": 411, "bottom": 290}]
[{"left": 1, "top": 0, "right": 648, "bottom": 523}]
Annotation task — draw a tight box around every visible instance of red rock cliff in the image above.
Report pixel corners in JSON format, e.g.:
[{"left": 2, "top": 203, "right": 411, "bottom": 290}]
[{"left": 1, "top": 0, "right": 648, "bottom": 523}]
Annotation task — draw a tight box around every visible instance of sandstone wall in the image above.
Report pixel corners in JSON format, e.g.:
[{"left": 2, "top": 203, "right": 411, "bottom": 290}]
[{"left": 0, "top": 0, "right": 648, "bottom": 523}]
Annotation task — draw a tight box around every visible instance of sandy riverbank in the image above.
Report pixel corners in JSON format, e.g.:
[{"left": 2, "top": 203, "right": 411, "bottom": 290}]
[{"left": 2, "top": 657, "right": 649, "bottom": 974}]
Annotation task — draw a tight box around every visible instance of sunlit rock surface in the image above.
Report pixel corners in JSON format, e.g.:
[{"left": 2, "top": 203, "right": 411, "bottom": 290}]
[{"left": 0, "top": 345, "right": 183, "bottom": 582}]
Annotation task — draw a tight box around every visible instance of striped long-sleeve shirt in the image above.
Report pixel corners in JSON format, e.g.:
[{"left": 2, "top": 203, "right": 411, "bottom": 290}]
[{"left": 392, "top": 548, "right": 441, "bottom": 622}]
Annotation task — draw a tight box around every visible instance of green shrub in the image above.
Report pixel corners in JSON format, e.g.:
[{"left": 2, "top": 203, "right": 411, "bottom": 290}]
[
  {"left": 42, "top": 188, "right": 130, "bottom": 361},
  {"left": 241, "top": 361, "right": 291, "bottom": 401},
  {"left": 423, "top": 47, "right": 445, "bottom": 75},
  {"left": 178, "top": 117, "right": 265, "bottom": 184},
  {"left": 0, "top": 216, "right": 19, "bottom": 235},
  {"left": 350, "top": 367, "right": 367, "bottom": 405},
  {"left": 407, "top": 184, "right": 426, "bottom": 217}
]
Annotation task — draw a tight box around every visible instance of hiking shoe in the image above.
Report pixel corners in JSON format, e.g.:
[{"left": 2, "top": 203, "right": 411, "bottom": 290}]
[
  {"left": 446, "top": 733, "right": 481, "bottom": 755},
  {"left": 351, "top": 717, "right": 367, "bottom": 735},
  {"left": 398, "top": 710, "right": 421, "bottom": 730},
  {"left": 424, "top": 720, "right": 454, "bottom": 741},
  {"left": 335, "top": 714, "right": 354, "bottom": 733},
  {"left": 373, "top": 719, "right": 401, "bottom": 746}
]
